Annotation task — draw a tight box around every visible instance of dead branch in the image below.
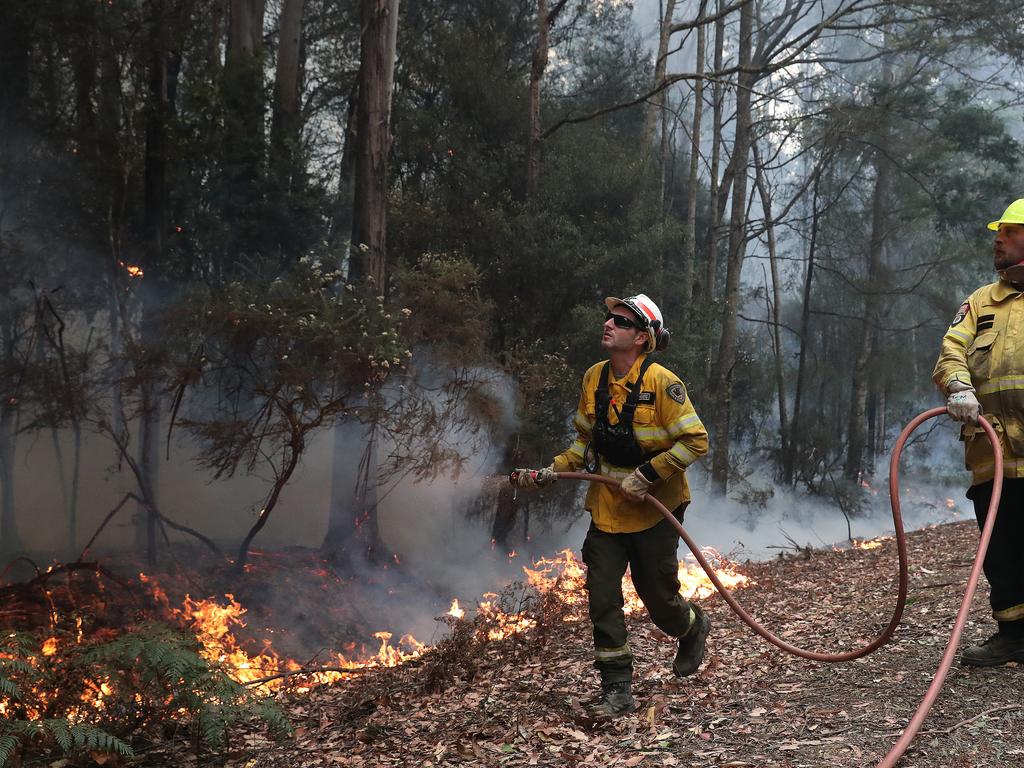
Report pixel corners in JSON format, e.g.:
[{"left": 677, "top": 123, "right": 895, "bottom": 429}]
[{"left": 77, "top": 491, "right": 224, "bottom": 561}]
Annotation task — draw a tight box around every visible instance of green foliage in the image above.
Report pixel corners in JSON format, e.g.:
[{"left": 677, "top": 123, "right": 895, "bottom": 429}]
[
  {"left": 165, "top": 257, "right": 411, "bottom": 479},
  {"left": 78, "top": 623, "right": 290, "bottom": 746},
  {"left": 0, "top": 625, "right": 288, "bottom": 767},
  {"left": 393, "top": 252, "right": 493, "bottom": 360},
  {"left": 0, "top": 632, "right": 133, "bottom": 767}
]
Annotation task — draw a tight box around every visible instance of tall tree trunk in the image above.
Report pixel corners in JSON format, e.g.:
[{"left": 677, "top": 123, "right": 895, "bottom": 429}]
[
  {"left": 348, "top": 0, "right": 399, "bottom": 293},
  {"left": 844, "top": 150, "right": 890, "bottom": 481},
  {"left": 224, "top": 0, "right": 266, "bottom": 247},
  {"left": 335, "top": 82, "right": 359, "bottom": 268},
  {"left": 643, "top": 0, "right": 678, "bottom": 150},
  {"left": 321, "top": 417, "right": 384, "bottom": 569},
  {"left": 0, "top": 0, "right": 29, "bottom": 556},
  {"left": 786, "top": 173, "right": 821, "bottom": 486},
  {"left": 525, "top": 0, "right": 569, "bottom": 198},
  {"left": 708, "top": 0, "right": 753, "bottom": 495},
  {"left": 0, "top": 403, "right": 18, "bottom": 556},
  {"left": 681, "top": 5, "right": 705, "bottom": 306},
  {"left": 0, "top": 319, "right": 20, "bottom": 555},
  {"left": 701, "top": 0, "right": 726, "bottom": 307},
  {"left": 134, "top": 2, "right": 171, "bottom": 560},
  {"left": 752, "top": 138, "right": 789, "bottom": 464},
  {"left": 489, "top": 433, "right": 523, "bottom": 553},
  {"left": 270, "top": 0, "right": 306, "bottom": 196},
  {"left": 526, "top": 0, "right": 551, "bottom": 198}
]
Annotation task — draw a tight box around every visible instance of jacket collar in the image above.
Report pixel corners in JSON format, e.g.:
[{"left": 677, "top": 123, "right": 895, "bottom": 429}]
[{"left": 992, "top": 279, "right": 1024, "bottom": 302}]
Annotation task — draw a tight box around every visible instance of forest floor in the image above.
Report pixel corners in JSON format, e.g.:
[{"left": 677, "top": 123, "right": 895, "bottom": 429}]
[{"left": 170, "top": 520, "right": 1024, "bottom": 768}]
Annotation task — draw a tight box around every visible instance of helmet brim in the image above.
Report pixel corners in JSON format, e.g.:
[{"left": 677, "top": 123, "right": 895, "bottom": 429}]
[
  {"left": 988, "top": 219, "right": 1024, "bottom": 231},
  {"left": 604, "top": 296, "right": 646, "bottom": 325}
]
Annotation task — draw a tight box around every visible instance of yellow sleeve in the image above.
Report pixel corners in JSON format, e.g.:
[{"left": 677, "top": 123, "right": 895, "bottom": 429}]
[
  {"left": 932, "top": 295, "right": 978, "bottom": 396},
  {"left": 551, "top": 367, "right": 597, "bottom": 472},
  {"left": 647, "top": 378, "right": 708, "bottom": 479}
]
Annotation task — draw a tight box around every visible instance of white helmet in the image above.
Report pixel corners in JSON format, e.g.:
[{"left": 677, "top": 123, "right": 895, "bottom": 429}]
[{"left": 604, "top": 293, "right": 670, "bottom": 352}]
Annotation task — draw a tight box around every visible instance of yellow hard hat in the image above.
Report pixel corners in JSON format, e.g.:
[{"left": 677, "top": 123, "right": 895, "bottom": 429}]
[{"left": 987, "top": 199, "right": 1024, "bottom": 231}]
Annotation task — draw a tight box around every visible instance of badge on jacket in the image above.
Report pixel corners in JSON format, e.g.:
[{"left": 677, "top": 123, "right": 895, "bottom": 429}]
[
  {"left": 666, "top": 383, "right": 687, "bottom": 404},
  {"left": 951, "top": 301, "right": 970, "bottom": 327}
]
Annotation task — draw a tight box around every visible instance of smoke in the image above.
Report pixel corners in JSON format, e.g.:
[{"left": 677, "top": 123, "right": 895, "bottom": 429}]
[
  {"left": 544, "top": 422, "right": 976, "bottom": 564},
  {"left": 3, "top": 343, "right": 980, "bottom": 661}
]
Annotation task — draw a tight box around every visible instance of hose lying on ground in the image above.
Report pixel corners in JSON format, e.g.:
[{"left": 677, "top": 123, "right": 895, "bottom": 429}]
[{"left": 527, "top": 408, "right": 1002, "bottom": 767}]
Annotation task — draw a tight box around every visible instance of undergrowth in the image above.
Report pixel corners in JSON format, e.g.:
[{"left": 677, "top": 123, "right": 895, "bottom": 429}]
[
  {"left": 420, "top": 570, "right": 579, "bottom": 693},
  {"left": 0, "top": 623, "right": 289, "bottom": 766}
]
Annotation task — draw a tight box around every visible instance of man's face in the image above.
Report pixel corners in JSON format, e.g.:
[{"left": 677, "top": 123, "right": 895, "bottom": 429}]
[
  {"left": 601, "top": 307, "right": 647, "bottom": 353},
  {"left": 993, "top": 223, "right": 1024, "bottom": 271}
]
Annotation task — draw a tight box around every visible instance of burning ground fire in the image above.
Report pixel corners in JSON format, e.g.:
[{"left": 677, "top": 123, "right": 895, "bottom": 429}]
[
  {"left": 2, "top": 548, "right": 751, "bottom": 717},
  {"left": 159, "top": 547, "right": 749, "bottom": 688}
]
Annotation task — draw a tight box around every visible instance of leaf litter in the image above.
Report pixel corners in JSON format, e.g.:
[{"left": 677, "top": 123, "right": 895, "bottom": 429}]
[{"left": 217, "top": 521, "right": 1024, "bottom": 767}]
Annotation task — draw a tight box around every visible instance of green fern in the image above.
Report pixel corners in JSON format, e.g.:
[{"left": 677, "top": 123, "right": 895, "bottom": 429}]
[
  {"left": 44, "top": 718, "right": 72, "bottom": 752},
  {"left": 77, "top": 622, "right": 291, "bottom": 745},
  {"left": 0, "top": 622, "right": 287, "bottom": 765}
]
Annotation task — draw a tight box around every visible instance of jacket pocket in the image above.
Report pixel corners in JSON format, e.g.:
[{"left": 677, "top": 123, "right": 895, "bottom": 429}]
[
  {"left": 967, "top": 330, "right": 998, "bottom": 380},
  {"left": 632, "top": 405, "right": 656, "bottom": 425}
]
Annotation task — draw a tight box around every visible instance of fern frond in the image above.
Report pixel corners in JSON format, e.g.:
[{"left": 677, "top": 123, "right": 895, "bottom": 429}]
[
  {"left": 0, "top": 676, "right": 20, "bottom": 700},
  {"left": 0, "top": 734, "right": 20, "bottom": 768},
  {"left": 44, "top": 719, "right": 72, "bottom": 752}
]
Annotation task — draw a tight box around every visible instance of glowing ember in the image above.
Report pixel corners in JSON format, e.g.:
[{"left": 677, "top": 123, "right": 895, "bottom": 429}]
[
  {"left": 946, "top": 498, "right": 956, "bottom": 510},
  {"left": 41, "top": 636, "right": 58, "bottom": 656}
]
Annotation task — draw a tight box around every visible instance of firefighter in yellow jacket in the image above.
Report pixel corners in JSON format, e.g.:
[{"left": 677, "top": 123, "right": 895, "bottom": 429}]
[
  {"left": 515, "top": 294, "right": 709, "bottom": 716},
  {"left": 934, "top": 199, "right": 1024, "bottom": 666}
]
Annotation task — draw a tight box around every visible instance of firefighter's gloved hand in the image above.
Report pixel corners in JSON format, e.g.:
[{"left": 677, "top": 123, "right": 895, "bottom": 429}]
[
  {"left": 513, "top": 466, "right": 557, "bottom": 489},
  {"left": 946, "top": 381, "right": 981, "bottom": 425},
  {"left": 619, "top": 469, "right": 652, "bottom": 501}
]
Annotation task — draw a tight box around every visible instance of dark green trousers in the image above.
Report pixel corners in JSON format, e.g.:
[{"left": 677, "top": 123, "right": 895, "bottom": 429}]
[{"left": 581, "top": 509, "right": 694, "bottom": 684}]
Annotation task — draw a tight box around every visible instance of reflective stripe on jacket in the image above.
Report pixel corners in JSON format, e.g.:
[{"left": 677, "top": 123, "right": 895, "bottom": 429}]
[
  {"left": 551, "top": 354, "right": 708, "bottom": 533},
  {"left": 933, "top": 280, "right": 1024, "bottom": 484}
]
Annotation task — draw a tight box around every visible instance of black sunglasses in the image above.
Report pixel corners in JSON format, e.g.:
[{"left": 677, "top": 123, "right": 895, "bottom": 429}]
[{"left": 606, "top": 312, "right": 645, "bottom": 330}]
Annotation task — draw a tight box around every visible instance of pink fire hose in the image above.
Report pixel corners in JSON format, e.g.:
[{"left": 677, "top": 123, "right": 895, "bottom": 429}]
[{"left": 513, "top": 408, "right": 1003, "bottom": 767}]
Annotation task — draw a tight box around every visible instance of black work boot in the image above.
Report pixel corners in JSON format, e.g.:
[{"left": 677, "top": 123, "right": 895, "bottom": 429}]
[
  {"left": 961, "top": 631, "right": 1024, "bottom": 666},
  {"left": 588, "top": 681, "right": 636, "bottom": 718},
  {"left": 673, "top": 606, "right": 711, "bottom": 677}
]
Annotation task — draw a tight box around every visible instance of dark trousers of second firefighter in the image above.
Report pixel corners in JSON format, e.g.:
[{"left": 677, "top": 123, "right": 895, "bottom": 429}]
[
  {"left": 581, "top": 513, "right": 695, "bottom": 685},
  {"left": 968, "top": 479, "right": 1024, "bottom": 636}
]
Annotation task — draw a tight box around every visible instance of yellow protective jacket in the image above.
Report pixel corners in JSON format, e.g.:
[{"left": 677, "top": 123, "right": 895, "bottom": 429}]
[
  {"left": 933, "top": 279, "right": 1024, "bottom": 484},
  {"left": 551, "top": 354, "right": 708, "bottom": 533}
]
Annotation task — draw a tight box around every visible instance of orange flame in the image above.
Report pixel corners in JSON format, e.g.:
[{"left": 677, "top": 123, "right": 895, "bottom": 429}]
[
  {"left": 448, "top": 599, "right": 465, "bottom": 619},
  {"left": 851, "top": 536, "right": 890, "bottom": 550},
  {"left": 117, "top": 260, "right": 144, "bottom": 278}
]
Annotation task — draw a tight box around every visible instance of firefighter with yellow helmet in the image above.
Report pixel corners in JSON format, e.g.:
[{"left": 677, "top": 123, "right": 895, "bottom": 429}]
[
  {"left": 934, "top": 199, "right": 1024, "bottom": 665},
  {"left": 515, "top": 294, "right": 709, "bottom": 716}
]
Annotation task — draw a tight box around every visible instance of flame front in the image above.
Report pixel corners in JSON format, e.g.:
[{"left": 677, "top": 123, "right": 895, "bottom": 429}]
[{"left": 12, "top": 547, "right": 751, "bottom": 711}]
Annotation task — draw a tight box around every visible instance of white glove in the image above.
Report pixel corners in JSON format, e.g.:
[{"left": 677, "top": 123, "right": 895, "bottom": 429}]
[
  {"left": 946, "top": 382, "right": 981, "bottom": 425},
  {"left": 513, "top": 466, "right": 557, "bottom": 489},
  {"left": 619, "top": 469, "right": 652, "bottom": 501}
]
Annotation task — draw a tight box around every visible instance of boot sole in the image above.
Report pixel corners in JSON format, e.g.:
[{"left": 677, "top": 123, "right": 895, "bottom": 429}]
[
  {"left": 589, "top": 702, "right": 637, "bottom": 718},
  {"left": 960, "top": 653, "right": 1024, "bottom": 667}
]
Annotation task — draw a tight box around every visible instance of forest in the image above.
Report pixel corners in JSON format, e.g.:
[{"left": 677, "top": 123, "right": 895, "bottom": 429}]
[{"left": 2, "top": 0, "right": 1024, "bottom": 765}]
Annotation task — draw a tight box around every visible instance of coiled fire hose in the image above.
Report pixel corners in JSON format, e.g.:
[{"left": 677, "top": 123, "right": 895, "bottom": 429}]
[{"left": 512, "top": 408, "right": 1003, "bottom": 767}]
